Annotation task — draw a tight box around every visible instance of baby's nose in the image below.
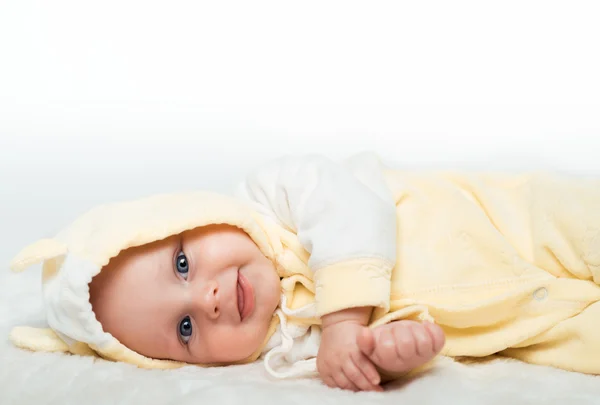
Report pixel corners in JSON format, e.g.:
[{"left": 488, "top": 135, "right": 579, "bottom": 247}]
[{"left": 199, "top": 280, "right": 220, "bottom": 319}]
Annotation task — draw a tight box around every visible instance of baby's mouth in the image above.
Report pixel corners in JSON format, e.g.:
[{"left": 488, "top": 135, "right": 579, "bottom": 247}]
[
  {"left": 236, "top": 269, "right": 255, "bottom": 322},
  {"left": 237, "top": 272, "right": 244, "bottom": 320}
]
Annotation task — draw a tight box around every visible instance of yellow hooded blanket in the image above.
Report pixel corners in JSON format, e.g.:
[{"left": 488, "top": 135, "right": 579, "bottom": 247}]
[{"left": 9, "top": 152, "right": 600, "bottom": 377}]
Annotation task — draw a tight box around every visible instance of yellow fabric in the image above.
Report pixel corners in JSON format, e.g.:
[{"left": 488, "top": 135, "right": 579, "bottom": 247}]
[
  {"left": 10, "top": 239, "right": 67, "bottom": 272},
  {"left": 314, "top": 258, "right": 394, "bottom": 316},
  {"left": 10, "top": 327, "right": 71, "bottom": 353},
  {"left": 377, "top": 170, "right": 600, "bottom": 373},
  {"left": 501, "top": 300, "right": 600, "bottom": 374},
  {"left": 278, "top": 168, "right": 600, "bottom": 376}
]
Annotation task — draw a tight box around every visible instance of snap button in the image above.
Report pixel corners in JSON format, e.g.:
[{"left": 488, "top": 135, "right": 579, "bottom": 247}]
[{"left": 533, "top": 287, "right": 548, "bottom": 301}]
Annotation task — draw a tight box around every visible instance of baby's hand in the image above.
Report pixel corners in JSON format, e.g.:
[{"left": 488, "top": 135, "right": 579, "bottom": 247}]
[
  {"left": 357, "top": 320, "right": 445, "bottom": 376},
  {"left": 317, "top": 319, "right": 383, "bottom": 392}
]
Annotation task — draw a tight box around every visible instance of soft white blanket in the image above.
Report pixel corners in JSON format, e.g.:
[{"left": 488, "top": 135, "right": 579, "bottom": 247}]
[{"left": 1, "top": 267, "right": 598, "bottom": 405}]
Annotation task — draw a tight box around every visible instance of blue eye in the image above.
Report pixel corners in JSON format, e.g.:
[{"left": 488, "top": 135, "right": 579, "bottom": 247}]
[
  {"left": 179, "top": 316, "right": 193, "bottom": 343},
  {"left": 175, "top": 251, "right": 189, "bottom": 279}
]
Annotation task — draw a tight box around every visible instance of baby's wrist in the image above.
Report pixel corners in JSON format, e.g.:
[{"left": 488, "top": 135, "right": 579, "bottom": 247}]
[{"left": 321, "top": 306, "right": 373, "bottom": 330}]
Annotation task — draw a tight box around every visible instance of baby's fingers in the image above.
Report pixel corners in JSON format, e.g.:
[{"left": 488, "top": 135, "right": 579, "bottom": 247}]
[
  {"left": 357, "top": 327, "right": 376, "bottom": 357},
  {"left": 351, "top": 352, "right": 382, "bottom": 388},
  {"left": 331, "top": 370, "right": 359, "bottom": 392},
  {"left": 410, "top": 322, "right": 435, "bottom": 358},
  {"left": 343, "top": 358, "right": 382, "bottom": 392},
  {"left": 424, "top": 321, "right": 446, "bottom": 353}
]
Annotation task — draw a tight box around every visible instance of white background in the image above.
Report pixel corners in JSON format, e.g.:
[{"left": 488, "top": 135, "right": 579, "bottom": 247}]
[
  {"left": 2, "top": 3, "right": 600, "bottom": 404},
  {"left": 1, "top": 0, "right": 599, "bottom": 264}
]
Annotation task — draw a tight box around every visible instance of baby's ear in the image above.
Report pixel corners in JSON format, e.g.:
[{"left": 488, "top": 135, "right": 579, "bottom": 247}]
[
  {"left": 9, "top": 326, "right": 96, "bottom": 357},
  {"left": 9, "top": 238, "right": 67, "bottom": 272}
]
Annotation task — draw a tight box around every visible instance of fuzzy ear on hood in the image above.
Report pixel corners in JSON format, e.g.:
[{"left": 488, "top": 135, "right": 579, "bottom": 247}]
[
  {"left": 8, "top": 191, "right": 281, "bottom": 369},
  {"left": 10, "top": 238, "right": 67, "bottom": 273}
]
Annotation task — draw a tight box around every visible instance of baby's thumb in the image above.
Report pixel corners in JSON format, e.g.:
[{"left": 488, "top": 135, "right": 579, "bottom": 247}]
[{"left": 357, "top": 327, "right": 376, "bottom": 357}]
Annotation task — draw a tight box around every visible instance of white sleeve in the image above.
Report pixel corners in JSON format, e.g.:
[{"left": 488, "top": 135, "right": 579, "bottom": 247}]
[{"left": 235, "top": 152, "right": 397, "bottom": 316}]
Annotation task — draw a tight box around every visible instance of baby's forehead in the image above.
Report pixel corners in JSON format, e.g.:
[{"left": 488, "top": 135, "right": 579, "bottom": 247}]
[
  {"left": 89, "top": 239, "right": 180, "bottom": 329},
  {"left": 114, "top": 236, "right": 176, "bottom": 268},
  {"left": 89, "top": 246, "right": 180, "bottom": 362},
  {"left": 92, "top": 236, "right": 175, "bottom": 293}
]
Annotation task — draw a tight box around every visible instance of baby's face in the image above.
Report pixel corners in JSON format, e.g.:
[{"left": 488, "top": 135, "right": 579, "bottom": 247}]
[{"left": 89, "top": 224, "right": 281, "bottom": 365}]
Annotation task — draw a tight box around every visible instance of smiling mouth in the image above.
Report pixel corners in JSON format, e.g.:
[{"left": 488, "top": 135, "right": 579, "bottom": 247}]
[
  {"left": 236, "top": 269, "right": 255, "bottom": 321},
  {"left": 237, "top": 273, "right": 245, "bottom": 320}
]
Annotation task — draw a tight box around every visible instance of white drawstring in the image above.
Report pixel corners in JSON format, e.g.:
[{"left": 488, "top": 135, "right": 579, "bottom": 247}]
[
  {"left": 278, "top": 294, "right": 317, "bottom": 318},
  {"left": 263, "top": 295, "right": 318, "bottom": 379}
]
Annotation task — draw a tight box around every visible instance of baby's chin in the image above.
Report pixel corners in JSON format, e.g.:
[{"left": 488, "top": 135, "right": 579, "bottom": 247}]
[
  {"left": 199, "top": 323, "right": 273, "bottom": 365},
  {"left": 196, "top": 345, "right": 262, "bottom": 366}
]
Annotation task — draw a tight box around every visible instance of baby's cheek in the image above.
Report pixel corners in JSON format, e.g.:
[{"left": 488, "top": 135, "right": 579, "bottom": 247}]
[{"left": 204, "top": 325, "right": 259, "bottom": 363}]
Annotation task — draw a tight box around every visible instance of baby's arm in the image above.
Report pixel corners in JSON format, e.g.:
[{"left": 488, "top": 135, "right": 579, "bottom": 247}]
[
  {"left": 318, "top": 308, "right": 445, "bottom": 391},
  {"left": 236, "top": 153, "right": 441, "bottom": 390},
  {"left": 236, "top": 153, "right": 397, "bottom": 317},
  {"left": 318, "top": 307, "right": 382, "bottom": 391}
]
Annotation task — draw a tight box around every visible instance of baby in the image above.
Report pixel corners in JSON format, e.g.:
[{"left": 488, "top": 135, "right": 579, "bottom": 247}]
[
  {"left": 10, "top": 152, "right": 600, "bottom": 391},
  {"left": 89, "top": 224, "right": 443, "bottom": 391}
]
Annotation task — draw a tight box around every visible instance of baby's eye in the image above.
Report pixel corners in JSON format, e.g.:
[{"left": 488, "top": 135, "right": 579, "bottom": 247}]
[
  {"left": 178, "top": 316, "right": 193, "bottom": 344},
  {"left": 175, "top": 251, "right": 189, "bottom": 280}
]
